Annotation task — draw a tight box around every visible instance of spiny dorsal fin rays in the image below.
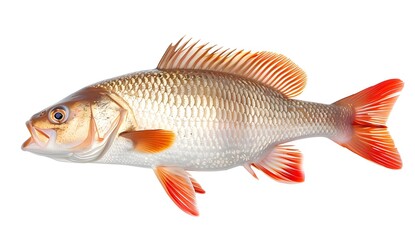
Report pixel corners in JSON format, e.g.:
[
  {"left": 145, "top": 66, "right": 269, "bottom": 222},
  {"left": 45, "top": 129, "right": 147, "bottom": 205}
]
[{"left": 157, "top": 38, "right": 307, "bottom": 98}]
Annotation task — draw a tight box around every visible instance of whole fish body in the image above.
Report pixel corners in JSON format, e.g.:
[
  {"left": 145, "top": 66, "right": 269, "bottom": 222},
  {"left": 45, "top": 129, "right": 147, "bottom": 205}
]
[{"left": 22, "top": 38, "right": 403, "bottom": 216}]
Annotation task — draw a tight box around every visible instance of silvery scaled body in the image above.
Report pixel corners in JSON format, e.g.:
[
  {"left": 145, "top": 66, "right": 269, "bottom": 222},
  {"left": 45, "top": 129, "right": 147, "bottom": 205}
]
[{"left": 95, "top": 70, "right": 352, "bottom": 170}]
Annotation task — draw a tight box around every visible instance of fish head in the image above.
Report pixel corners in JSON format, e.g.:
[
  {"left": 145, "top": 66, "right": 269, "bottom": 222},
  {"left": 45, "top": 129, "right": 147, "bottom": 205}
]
[{"left": 22, "top": 87, "right": 127, "bottom": 163}]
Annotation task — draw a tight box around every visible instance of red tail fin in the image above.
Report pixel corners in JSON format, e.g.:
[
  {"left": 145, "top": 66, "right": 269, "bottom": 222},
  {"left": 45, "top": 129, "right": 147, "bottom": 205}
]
[{"left": 333, "top": 79, "right": 403, "bottom": 169}]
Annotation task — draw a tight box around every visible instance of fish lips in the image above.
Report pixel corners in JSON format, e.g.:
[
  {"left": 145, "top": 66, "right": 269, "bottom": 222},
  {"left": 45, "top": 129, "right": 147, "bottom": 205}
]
[{"left": 22, "top": 121, "right": 56, "bottom": 152}]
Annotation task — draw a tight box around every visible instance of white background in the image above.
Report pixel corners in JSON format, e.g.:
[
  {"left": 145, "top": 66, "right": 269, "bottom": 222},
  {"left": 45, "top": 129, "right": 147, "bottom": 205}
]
[{"left": 1, "top": 1, "right": 414, "bottom": 239}]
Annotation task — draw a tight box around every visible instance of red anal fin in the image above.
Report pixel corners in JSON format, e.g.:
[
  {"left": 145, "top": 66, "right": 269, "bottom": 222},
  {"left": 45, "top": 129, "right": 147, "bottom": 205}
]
[
  {"left": 154, "top": 166, "right": 199, "bottom": 216},
  {"left": 119, "top": 129, "right": 175, "bottom": 153},
  {"left": 334, "top": 79, "right": 403, "bottom": 169},
  {"left": 253, "top": 145, "right": 304, "bottom": 183}
]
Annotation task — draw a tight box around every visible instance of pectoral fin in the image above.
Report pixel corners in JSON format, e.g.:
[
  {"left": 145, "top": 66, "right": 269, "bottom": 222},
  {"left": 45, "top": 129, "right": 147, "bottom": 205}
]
[
  {"left": 119, "top": 129, "right": 175, "bottom": 153},
  {"left": 154, "top": 166, "right": 202, "bottom": 216}
]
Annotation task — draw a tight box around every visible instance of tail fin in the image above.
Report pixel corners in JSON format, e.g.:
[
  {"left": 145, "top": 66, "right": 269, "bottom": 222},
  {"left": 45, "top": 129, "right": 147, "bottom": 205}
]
[{"left": 333, "top": 79, "right": 404, "bottom": 169}]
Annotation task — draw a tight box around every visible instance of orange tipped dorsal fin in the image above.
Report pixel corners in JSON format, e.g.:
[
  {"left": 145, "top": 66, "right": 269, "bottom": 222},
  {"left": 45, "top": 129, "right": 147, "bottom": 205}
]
[
  {"left": 154, "top": 166, "right": 201, "bottom": 216},
  {"left": 119, "top": 129, "right": 175, "bottom": 153},
  {"left": 252, "top": 145, "right": 304, "bottom": 183},
  {"left": 158, "top": 38, "right": 307, "bottom": 98},
  {"left": 333, "top": 79, "right": 403, "bottom": 169}
]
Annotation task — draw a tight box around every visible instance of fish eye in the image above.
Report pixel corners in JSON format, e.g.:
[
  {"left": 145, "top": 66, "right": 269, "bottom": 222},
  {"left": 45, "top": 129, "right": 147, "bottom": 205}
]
[{"left": 49, "top": 106, "right": 69, "bottom": 124}]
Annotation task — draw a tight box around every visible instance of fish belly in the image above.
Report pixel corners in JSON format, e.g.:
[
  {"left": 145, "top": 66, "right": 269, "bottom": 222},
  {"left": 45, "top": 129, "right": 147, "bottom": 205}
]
[{"left": 95, "top": 70, "right": 353, "bottom": 170}]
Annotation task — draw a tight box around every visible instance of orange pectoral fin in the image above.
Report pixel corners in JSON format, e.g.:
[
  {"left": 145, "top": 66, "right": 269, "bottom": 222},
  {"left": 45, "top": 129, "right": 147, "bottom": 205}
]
[
  {"left": 154, "top": 166, "right": 200, "bottom": 216},
  {"left": 119, "top": 129, "right": 175, "bottom": 153}
]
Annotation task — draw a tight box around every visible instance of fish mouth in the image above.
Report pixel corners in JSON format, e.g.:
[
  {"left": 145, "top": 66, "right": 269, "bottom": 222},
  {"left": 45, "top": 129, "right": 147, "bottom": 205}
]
[{"left": 22, "top": 121, "right": 56, "bottom": 151}]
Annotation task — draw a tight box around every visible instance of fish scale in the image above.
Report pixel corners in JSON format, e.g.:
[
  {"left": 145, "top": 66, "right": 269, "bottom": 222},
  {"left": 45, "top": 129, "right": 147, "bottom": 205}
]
[{"left": 93, "top": 69, "right": 352, "bottom": 170}]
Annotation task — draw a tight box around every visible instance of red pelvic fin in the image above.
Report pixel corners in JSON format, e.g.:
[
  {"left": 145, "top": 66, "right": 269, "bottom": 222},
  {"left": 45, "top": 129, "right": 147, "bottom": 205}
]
[{"left": 154, "top": 166, "right": 200, "bottom": 216}]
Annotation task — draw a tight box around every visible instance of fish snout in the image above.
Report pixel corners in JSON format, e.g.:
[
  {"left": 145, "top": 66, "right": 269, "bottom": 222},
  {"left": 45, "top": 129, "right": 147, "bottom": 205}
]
[
  {"left": 22, "top": 121, "right": 55, "bottom": 151},
  {"left": 22, "top": 121, "right": 34, "bottom": 151}
]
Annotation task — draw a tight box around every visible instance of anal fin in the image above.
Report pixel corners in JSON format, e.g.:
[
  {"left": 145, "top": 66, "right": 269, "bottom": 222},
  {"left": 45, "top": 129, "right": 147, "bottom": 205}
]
[{"left": 253, "top": 145, "right": 304, "bottom": 183}]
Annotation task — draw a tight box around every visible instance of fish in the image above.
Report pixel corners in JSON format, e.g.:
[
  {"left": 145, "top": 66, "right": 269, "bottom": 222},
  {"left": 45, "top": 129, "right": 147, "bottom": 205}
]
[{"left": 22, "top": 38, "right": 403, "bottom": 216}]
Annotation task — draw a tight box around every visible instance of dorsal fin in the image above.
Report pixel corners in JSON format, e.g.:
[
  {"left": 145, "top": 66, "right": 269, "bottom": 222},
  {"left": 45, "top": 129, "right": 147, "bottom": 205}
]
[{"left": 157, "top": 38, "right": 307, "bottom": 98}]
